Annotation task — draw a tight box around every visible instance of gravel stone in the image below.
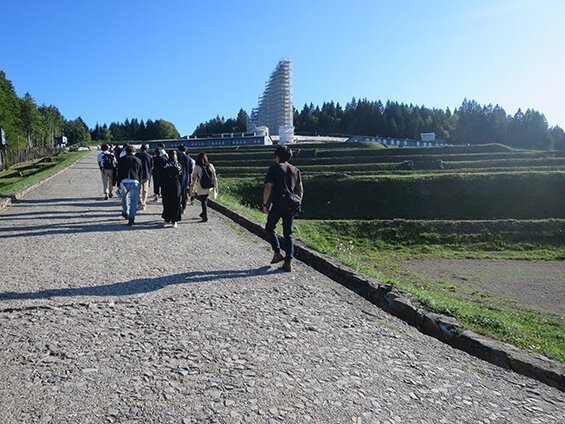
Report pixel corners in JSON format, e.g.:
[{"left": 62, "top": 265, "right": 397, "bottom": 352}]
[{"left": 0, "top": 152, "right": 563, "bottom": 423}]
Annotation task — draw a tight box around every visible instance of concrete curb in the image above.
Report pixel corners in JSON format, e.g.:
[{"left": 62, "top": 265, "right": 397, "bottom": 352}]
[
  {"left": 209, "top": 199, "right": 565, "bottom": 391},
  {"left": 0, "top": 154, "right": 85, "bottom": 213}
]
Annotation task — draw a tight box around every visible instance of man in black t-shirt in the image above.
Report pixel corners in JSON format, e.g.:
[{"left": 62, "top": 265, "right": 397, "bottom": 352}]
[{"left": 263, "top": 145, "right": 303, "bottom": 272}]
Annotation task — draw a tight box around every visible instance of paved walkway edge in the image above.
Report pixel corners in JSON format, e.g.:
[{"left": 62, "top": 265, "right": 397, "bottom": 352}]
[
  {"left": 209, "top": 199, "right": 565, "bottom": 391},
  {"left": 0, "top": 154, "right": 85, "bottom": 212}
]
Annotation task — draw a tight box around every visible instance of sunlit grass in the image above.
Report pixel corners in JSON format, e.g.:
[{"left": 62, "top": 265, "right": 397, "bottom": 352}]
[{"left": 0, "top": 151, "right": 88, "bottom": 196}]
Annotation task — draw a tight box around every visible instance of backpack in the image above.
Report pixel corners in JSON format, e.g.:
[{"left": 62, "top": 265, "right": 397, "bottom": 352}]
[
  {"left": 102, "top": 153, "right": 116, "bottom": 169},
  {"left": 199, "top": 164, "right": 215, "bottom": 189}
]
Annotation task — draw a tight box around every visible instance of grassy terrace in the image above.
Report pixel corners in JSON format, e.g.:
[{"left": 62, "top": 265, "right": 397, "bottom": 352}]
[
  {"left": 206, "top": 141, "right": 565, "bottom": 362},
  {"left": 0, "top": 151, "right": 89, "bottom": 197},
  {"left": 221, "top": 172, "right": 565, "bottom": 220}
]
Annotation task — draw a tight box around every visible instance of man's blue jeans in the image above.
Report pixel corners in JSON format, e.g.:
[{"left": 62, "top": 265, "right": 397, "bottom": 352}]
[
  {"left": 266, "top": 205, "right": 296, "bottom": 262},
  {"left": 121, "top": 181, "right": 140, "bottom": 220}
]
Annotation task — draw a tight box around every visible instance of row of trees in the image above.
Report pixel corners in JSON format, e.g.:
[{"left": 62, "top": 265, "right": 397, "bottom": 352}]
[
  {"left": 3, "top": 67, "right": 563, "bottom": 152},
  {"left": 1, "top": 71, "right": 92, "bottom": 148},
  {"left": 291, "top": 98, "right": 565, "bottom": 150},
  {"left": 92, "top": 118, "right": 180, "bottom": 142},
  {"left": 1, "top": 70, "right": 181, "bottom": 151},
  {"left": 192, "top": 99, "right": 564, "bottom": 150},
  {"left": 192, "top": 109, "right": 248, "bottom": 137}
]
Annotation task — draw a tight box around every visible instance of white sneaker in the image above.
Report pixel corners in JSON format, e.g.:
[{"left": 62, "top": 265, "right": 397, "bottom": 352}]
[{"left": 172, "top": 223, "right": 177, "bottom": 228}]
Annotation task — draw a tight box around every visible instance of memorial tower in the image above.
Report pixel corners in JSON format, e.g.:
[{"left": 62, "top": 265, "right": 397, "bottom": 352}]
[{"left": 248, "top": 59, "right": 294, "bottom": 144}]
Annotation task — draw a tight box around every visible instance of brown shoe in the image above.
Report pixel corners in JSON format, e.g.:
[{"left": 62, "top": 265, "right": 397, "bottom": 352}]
[
  {"left": 282, "top": 261, "right": 292, "bottom": 272},
  {"left": 271, "top": 252, "right": 284, "bottom": 264}
]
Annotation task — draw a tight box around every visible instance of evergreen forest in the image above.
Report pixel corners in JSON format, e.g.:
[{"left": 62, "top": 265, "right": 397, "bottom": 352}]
[
  {"left": 0, "top": 70, "right": 179, "bottom": 149},
  {"left": 193, "top": 99, "right": 565, "bottom": 150}
]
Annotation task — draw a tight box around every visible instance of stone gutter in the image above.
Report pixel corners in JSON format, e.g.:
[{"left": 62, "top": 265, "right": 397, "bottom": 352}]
[
  {"left": 0, "top": 154, "right": 85, "bottom": 213},
  {"left": 209, "top": 199, "right": 565, "bottom": 391}
]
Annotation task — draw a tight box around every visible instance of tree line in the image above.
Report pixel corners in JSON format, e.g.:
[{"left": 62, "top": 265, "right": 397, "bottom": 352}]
[
  {"left": 92, "top": 118, "right": 180, "bottom": 142},
  {"left": 193, "top": 99, "right": 565, "bottom": 150},
  {"left": 3, "top": 67, "right": 563, "bottom": 151},
  {"left": 291, "top": 98, "right": 565, "bottom": 150},
  {"left": 192, "top": 109, "right": 249, "bottom": 137},
  {"left": 1, "top": 71, "right": 85, "bottom": 149},
  {"left": 0, "top": 70, "right": 180, "bottom": 150}
]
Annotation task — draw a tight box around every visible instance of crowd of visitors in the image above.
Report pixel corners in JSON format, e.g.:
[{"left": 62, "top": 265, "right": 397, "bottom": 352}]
[
  {"left": 97, "top": 143, "right": 214, "bottom": 228},
  {"left": 97, "top": 143, "right": 302, "bottom": 271}
]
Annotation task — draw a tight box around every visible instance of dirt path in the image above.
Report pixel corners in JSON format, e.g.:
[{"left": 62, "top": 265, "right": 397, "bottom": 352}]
[{"left": 399, "top": 258, "right": 565, "bottom": 317}]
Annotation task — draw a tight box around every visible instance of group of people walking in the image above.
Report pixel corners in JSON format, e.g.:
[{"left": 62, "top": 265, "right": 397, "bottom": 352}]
[
  {"left": 97, "top": 143, "right": 217, "bottom": 227},
  {"left": 97, "top": 143, "right": 302, "bottom": 272}
]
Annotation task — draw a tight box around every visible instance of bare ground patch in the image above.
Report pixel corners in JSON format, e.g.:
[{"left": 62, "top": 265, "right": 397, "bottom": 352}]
[{"left": 394, "top": 258, "right": 565, "bottom": 318}]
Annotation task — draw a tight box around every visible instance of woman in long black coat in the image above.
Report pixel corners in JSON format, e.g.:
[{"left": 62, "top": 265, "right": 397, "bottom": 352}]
[{"left": 161, "top": 150, "right": 185, "bottom": 228}]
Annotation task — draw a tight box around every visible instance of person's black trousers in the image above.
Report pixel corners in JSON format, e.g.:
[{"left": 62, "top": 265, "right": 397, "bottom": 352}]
[{"left": 198, "top": 194, "right": 209, "bottom": 220}]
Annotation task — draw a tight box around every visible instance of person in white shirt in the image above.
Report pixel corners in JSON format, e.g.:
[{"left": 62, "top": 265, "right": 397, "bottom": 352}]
[{"left": 96, "top": 143, "right": 116, "bottom": 200}]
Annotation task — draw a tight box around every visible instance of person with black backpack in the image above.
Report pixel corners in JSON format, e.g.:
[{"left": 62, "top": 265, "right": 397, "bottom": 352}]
[
  {"left": 263, "top": 145, "right": 303, "bottom": 272},
  {"left": 190, "top": 152, "right": 217, "bottom": 222},
  {"left": 96, "top": 143, "right": 116, "bottom": 200}
]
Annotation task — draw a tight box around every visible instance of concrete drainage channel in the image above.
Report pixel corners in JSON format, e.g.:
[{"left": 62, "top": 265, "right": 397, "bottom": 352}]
[{"left": 209, "top": 199, "right": 565, "bottom": 391}]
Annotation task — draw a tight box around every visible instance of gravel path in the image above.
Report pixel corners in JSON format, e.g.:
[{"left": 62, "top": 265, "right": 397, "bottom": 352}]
[{"left": 0, "top": 152, "right": 563, "bottom": 424}]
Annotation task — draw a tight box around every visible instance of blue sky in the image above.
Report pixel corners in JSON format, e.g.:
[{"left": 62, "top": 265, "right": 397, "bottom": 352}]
[{"left": 2, "top": 0, "right": 564, "bottom": 136}]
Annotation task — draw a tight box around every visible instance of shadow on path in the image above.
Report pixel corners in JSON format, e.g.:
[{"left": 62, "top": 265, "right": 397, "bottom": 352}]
[
  {"left": 13, "top": 197, "right": 102, "bottom": 205},
  {"left": 0, "top": 267, "right": 275, "bottom": 301},
  {"left": 0, "top": 219, "right": 143, "bottom": 238},
  {"left": 0, "top": 211, "right": 200, "bottom": 238},
  {"left": 0, "top": 209, "right": 117, "bottom": 220}
]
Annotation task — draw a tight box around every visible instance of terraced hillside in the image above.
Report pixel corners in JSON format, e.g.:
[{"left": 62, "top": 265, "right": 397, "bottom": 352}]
[{"left": 187, "top": 142, "right": 565, "bottom": 220}]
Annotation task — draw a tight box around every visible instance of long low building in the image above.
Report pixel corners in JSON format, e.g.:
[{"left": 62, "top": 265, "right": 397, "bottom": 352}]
[
  {"left": 133, "top": 133, "right": 273, "bottom": 151},
  {"left": 115, "top": 134, "right": 448, "bottom": 151},
  {"left": 348, "top": 135, "right": 447, "bottom": 147}
]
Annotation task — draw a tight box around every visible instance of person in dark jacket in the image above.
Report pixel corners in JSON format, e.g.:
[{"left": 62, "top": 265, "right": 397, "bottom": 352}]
[
  {"left": 176, "top": 144, "right": 194, "bottom": 213},
  {"left": 117, "top": 145, "right": 143, "bottom": 226},
  {"left": 161, "top": 150, "right": 185, "bottom": 228},
  {"left": 112, "top": 144, "right": 123, "bottom": 191},
  {"left": 152, "top": 148, "right": 166, "bottom": 202},
  {"left": 135, "top": 144, "right": 153, "bottom": 210},
  {"left": 263, "top": 145, "right": 303, "bottom": 272}
]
